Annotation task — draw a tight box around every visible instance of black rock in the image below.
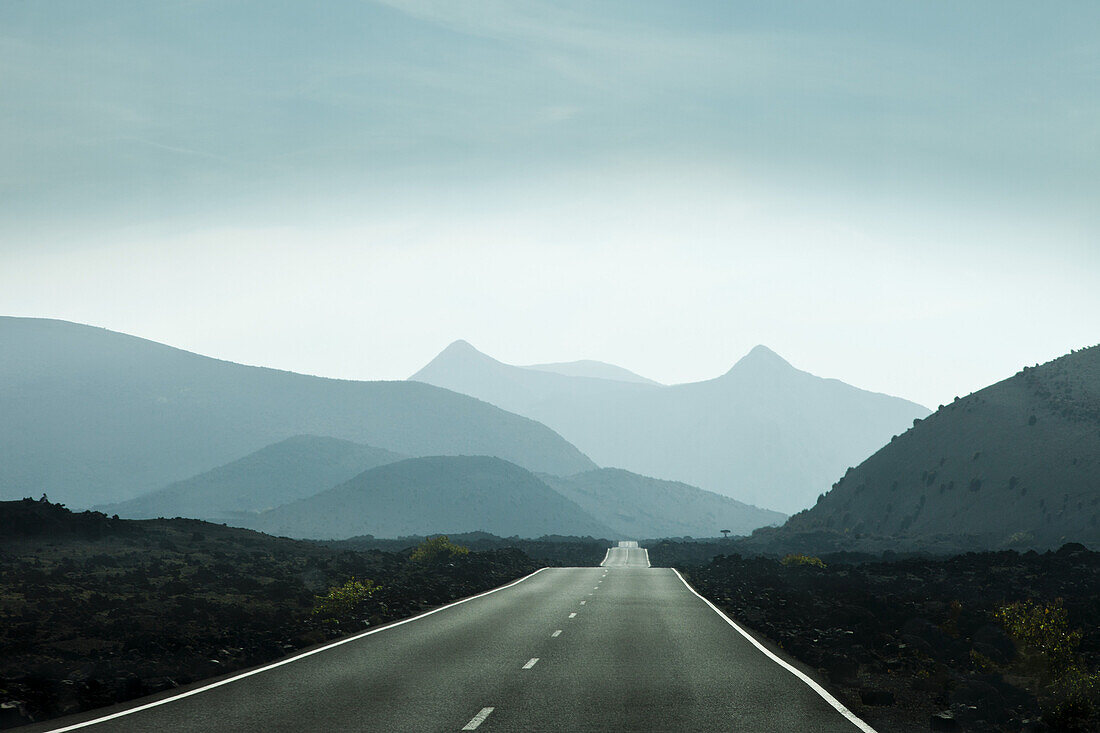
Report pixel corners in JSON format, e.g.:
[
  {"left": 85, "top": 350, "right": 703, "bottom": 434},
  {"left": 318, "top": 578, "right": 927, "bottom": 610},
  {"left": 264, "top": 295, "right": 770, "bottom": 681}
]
[
  {"left": 0, "top": 702, "right": 32, "bottom": 730},
  {"left": 859, "top": 688, "right": 895, "bottom": 706},
  {"left": 822, "top": 655, "right": 859, "bottom": 682},
  {"left": 971, "top": 623, "right": 1015, "bottom": 665},
  {"left": 929, "top": 710, "right": 960, "bottom": 731}
]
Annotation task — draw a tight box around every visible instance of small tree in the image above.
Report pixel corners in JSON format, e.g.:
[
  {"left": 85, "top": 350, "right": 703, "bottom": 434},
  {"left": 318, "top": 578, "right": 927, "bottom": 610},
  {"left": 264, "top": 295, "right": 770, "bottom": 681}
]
[{"left": 721, "top": 529, "right": 731, "bottom": 539}]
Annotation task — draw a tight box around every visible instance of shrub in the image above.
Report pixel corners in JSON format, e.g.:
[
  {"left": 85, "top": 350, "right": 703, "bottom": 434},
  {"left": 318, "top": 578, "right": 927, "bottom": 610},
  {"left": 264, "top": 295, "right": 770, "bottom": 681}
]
[
  {"left": 996, "top": 599, "right": 1080, "bottom": 676},
  {"left": 996, "top": 599, "right": 1100, "bottom": 728},
  {"left": 312, "top": 577, "right": 380, "bottom": 621},
  {"left": 780, "top": 553, "right": 826, "bottom": 569},
  {"left": 410, "top": 535, "right": 470, "bottom": 563}
]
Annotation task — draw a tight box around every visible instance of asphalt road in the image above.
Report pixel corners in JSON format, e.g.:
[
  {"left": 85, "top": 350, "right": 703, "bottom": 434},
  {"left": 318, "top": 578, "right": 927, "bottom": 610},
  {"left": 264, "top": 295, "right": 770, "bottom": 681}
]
[{"left": 33, "top": 543, "right": 873, "bottom": 732}]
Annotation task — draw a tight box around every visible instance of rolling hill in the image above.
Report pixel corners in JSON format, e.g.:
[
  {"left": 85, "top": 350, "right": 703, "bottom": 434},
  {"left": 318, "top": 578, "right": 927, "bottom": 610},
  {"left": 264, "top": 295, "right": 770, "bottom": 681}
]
[
  {"left": 0, "top": 318, "right": 595, "bottom": 507},
  {"left": 540, "top": 468, "right": 785, "bottom": 539},
  {"left": 782, "top": 344, "right": 1100, "bottom": 549},
  {"left": 99, "top": 435, "right": 407, "bottom": 522},
  {"left": 411, "top": 340, "right": 929, "bottom": 513},
  {"left": 251, "top": 455, "right": 616, "bottom": 539}
]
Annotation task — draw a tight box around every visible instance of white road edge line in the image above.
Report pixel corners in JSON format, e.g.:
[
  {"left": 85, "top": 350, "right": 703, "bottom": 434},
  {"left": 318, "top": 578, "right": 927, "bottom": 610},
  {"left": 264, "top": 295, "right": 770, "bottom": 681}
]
[
  {"left": 43, "top": 568, "right": 551, "bottom": 732},
  {"left": 522, "top": 657, "right": 540, "bottom": 669},
  {"left": 671, "top": 569, "right": 877, "bottom": 733},
  {"left": 462, "top": 706, "right": 495, "bottom": 730},
  {"left": 599, "top": 547, "right": 611, "bottom": 566},
  {"left": 551, "top": 630, "right": 562, "bottom": 637},
  {"left": 644, "top": 548, "right": 651, "bottom": 567}
]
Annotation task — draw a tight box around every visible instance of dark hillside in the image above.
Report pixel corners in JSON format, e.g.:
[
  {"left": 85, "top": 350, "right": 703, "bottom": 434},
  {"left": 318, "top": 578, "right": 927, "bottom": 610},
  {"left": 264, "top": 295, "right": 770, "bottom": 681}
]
[{"left": 784, "top": 345, "right": 1100, "bottom": 549}]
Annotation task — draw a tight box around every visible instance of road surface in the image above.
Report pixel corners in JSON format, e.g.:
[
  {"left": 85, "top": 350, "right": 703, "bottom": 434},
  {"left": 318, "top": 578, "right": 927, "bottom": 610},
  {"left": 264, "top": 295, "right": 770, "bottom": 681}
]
[{"left": 31, "top": 542, "right": 873, "bottom": 732}]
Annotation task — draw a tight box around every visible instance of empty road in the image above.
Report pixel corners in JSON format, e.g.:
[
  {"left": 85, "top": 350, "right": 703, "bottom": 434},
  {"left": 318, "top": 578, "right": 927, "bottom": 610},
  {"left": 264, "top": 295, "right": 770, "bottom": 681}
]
[{"left": 33, "top": 542, "right": 873, "bottom": 732}]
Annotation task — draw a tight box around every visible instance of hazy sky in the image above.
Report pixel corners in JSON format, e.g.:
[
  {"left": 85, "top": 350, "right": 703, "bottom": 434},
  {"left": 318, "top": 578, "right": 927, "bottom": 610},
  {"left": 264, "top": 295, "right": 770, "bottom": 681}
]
[{"left": 2, "top": 1, "right": 1098, "bottom": 409}]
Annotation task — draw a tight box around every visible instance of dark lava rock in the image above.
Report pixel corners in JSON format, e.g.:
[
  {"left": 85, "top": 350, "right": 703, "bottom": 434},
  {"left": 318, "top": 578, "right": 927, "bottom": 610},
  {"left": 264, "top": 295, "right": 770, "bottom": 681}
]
[
  {"left": 930, "top": 710, "right": 960, "bottom": 731},
  {"left": 822, "top": 655, "right": 860, "bottom": 683},
  {"left": 0, "top": 702, "right": 32, "bottom": 730},
  {"left": 972, "top": 624, "right": 1015, "bottom": 665},
  {"left": 859, "top": 688, "right": 895, "bottom": 706}
]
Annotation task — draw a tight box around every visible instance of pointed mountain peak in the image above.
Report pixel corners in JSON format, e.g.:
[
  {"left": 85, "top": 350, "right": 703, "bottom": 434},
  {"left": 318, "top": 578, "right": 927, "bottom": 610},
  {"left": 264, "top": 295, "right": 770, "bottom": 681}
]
[
  {"left": 725, "top": 345, "right": 794, "bottom": 375},
  {"left": 440, "top": 339, "right": 482, "bottom": 356},
  {"left": 410, "top": 339, "right": 505, "bottom": 381}
]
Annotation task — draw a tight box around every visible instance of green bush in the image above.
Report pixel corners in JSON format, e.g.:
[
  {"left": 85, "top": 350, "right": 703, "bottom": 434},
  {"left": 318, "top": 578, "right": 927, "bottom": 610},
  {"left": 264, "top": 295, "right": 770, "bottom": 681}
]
[
  {"left": 779, "top": 553, "right": 826, "bottom": 569},
  {"left": 996, "top": 599, "right": 1099, "bottom": 728},
  {"left": 312, "top": 577, "right": 380, "bottom": 621},
  {"left": 410, "top": 535, "right": 470, "bottom": 563},
  {"left": 996, "top": 599, "right": 1080, "bottom": 677}
]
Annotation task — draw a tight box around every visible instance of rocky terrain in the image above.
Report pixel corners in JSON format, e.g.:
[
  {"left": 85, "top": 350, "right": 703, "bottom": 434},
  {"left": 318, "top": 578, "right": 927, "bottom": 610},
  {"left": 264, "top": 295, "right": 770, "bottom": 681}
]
[
  {"left": 0, "top": 499, "right": 561, "bottom": 729},
  {"left": 650, "top": 541, "right": 1100, "bottom": 732},
  {"left": 325, "top": 531, "right": 609, "bottom": 567}
]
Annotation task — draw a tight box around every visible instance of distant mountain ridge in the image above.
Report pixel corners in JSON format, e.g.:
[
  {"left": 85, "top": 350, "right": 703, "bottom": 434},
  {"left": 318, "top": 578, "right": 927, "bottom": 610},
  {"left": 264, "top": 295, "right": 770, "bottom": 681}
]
[
  {"left": 411, "top": 340, "right": 929, "bottom": 513},
  {"left": 540, "top": 468, "right": 784, "bottom": 539},
  {"left": 0, "top": 318, "right": 595, "bottom": 507},
  {"left": 523, "top": 359, "right": 661, "bottom": 385},
  {"left": 251, "top": 456, "right": 616, "bottom": 540},
  {"left": 99, "top": 436, "right": 408, "bottom": 522},
  {"left": 780, "top": 344, "right": 1100, "bottom": 549}
]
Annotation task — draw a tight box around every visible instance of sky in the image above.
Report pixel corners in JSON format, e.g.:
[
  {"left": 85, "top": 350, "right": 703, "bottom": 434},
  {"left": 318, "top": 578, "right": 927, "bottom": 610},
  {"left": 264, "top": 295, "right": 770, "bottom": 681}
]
[{"left": 2, "top": 0, "right": 1098, "bottom": 409}]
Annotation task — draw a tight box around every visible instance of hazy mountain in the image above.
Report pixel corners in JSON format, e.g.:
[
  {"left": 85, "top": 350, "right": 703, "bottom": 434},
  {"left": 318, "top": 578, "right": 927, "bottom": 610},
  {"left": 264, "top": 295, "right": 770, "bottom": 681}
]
[
  {"left": 252, "top": 455, "right": 615, "bottom": 540},
  {"left": 540, "top": 468, "right": 785, "bottom": 539},
  {"left": 523, "top": 359, "right": 661, "bottom": 385},
  {"left": 783, "top": 345, "right": 1100, "bottom": 549},
  {"left": 411, "top": 341, "right": 929, "bottom": 513},
  {"left": 0, "top": 318, "right": 595, "bottom": 507},
  {"left": 99, "top": 435, "right": 407, "bottom": 522},
  {"left": 411, "top": 339, "right": 658, "bottom": 413}
]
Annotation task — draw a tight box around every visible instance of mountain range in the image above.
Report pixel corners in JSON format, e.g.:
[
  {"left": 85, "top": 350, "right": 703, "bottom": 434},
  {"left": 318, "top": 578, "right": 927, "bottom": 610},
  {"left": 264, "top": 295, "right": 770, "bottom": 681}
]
[
  {"left": 102, "top": 435, "right": 783, "bottom": 539},
  {"left": 411, "top": 340, "right": 929, "bottom": 513},
  {"left": 0, "top": 317, "right": 594, "bottom": 507}
]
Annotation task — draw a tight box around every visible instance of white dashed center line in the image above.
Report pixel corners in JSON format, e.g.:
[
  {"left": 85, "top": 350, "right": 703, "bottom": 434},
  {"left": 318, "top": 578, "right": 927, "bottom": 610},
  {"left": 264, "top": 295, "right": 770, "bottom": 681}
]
[
  {"left": 551, "top": 630, "right": 562, "bottom": 637},
  {"left": 522, "top": 658, "right": 539, "bottom": 669},
  {"left": 569, "top": 612, "right": 577, "bottom": 618},
  {"left": 580, "top": 600, "right": 586, "bottom": 605},
  {"left": 462, "top": 707, "right": 494, "bottom": 730}
]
